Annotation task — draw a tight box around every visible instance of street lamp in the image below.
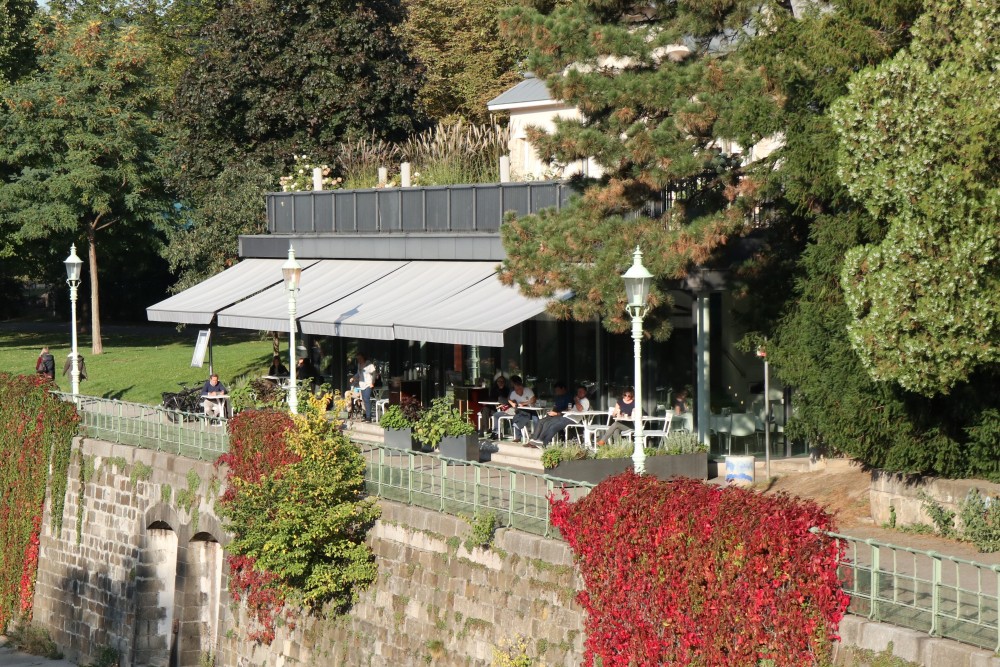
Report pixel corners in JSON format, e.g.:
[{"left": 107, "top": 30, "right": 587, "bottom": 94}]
[
  {"left": 622, "top": 245, "right": 653, "bottom": 474},
  {"left": 282, "top": 245, "right": 303, "bottom": 414},
  {"left": 64, "top": 245, "right": 83, "bottom": 401},
  {"left": 756, "top": 343, "right": 771, "bottom": 481}
]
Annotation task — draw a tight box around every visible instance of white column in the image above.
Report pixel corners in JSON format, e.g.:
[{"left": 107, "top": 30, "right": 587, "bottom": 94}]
[
  {"left": 69, "top": 282, "right": 80, "bottom": 399},
  {"left": 312, "top": 167, "right": 323, "bottom": 191},
  {"left": 696, "top": 292, "right": 710, "bottom": 446},
  {"left": 400, "top": 162, "right": 411, "bottom": 187},
  {"left": 499, "top": 155, "right": 511, "bottom": 183},
  {"left": 631, "top": 313, "right": 645, "bottom": 475},
  {"left": 288, "top": 290, "right": 298, "bottom": 415}
]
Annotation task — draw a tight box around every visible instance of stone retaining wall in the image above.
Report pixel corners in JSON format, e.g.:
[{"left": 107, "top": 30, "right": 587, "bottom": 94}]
[{"left": 870, "top": 470, "right": 1000, "bottom": 527}]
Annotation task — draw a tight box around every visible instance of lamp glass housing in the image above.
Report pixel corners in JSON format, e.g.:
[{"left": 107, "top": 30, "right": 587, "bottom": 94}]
[
  {"left": 622, "top": 247, "right": 653, "bottom": 310},
  {"left": 64, "top": 245, "right": 83, "bottom": 283},
  {"left": 282, "top": 246, "right": 302, "bottom": 290}
]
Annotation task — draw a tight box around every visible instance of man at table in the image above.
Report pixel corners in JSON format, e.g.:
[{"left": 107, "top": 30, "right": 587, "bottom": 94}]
[
  {"left": 529, "top": 384, "right": 590, "bottom": 447},
  {"left": 508, "top": 375, "right": 537, "bottom": 443},
  {"left": 201, "top": 373, "right": 228, "bottom": 419}
]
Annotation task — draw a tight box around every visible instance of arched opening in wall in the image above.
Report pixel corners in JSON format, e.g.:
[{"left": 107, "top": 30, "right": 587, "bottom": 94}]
[
  {"left": 176, "top": 532, "right": 222, "bottom": 667},
  {"left": 133, "top": 521, "right": 178, "bottom": 667}
]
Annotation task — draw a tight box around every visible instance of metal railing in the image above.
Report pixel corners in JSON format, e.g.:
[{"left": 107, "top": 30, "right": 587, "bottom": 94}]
[
  {"left": 358, "top": 443, "right": 594, "bottom": 538},
  {"left": 266, "top": 181, "right": 574, "bottom": 234},
  {"left": 818, "top": 528, "right": 1000, "bottom": 651},
  {"left": 52, "top": 392, "right": 229, "bottom": 461}
]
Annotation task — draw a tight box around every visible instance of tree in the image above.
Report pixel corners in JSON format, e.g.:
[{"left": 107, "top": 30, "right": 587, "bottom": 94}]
[
  {"left": 399, "top": 0, "right": 524, "bottom": 124},
  {"left": 498, "top": 0, "right": 785, "bottom": 339},
  {"left": 835, "top": 0, "right": 1000, "bottom": 396},
  {"left": 169, "top": 0, "right": 423, "bottom": 197},
  {"left": 0, "top": 0, "right": 36, "bottom": 86},
  {"left": 0, "top": 18, "right": 174, "bottom": 353}
]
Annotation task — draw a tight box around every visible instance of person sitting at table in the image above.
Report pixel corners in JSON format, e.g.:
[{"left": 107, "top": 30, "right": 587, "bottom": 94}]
[
  {"left": 201, "top": 373, "right": 228, "bottom": 419},
  {"left": 597, "top": 387, "right": 635, "bottom": 446},
  {"left": 267, "top": 355, "right": 289, "bottom": 377},
  {"left": 507, "top": 375, "right": 537, "bottom": 443},
  {"left": 527, "top": 383, "right": 591, "bottom": 448},
  {"left": 673, "top": 387, "right": 690, "bottom": 414},
  {"left": 481, "top": 375, "right": 511, "bottom": 436}
]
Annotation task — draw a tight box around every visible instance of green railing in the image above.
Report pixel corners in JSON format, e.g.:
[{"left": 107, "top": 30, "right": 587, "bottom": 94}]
[
  {"left": 358, "top": 443, "right": 595, "bottom": 538},
  {"left": 52, "top": 391, "right": 229, "bottom": 461},
  {"left": 818, "top": 528, "right": 1000, "bottom": 651}
]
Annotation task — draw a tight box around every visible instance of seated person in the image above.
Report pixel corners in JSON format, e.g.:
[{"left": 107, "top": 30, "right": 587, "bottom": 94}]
[
  {"left": 673, "top": 387, "right": 689, "bottom": 414},
  {"left": 481, "top": 375, "right": 511, "bottom": 435},
  {"left": 507, "top": 375, "right": 538, "bottom": 443},
  {"left": 267, "top": 355, "right": 289, "bottom": 377},
  {"left": 530, "top": 384, "right": 591, "bottom": 447},
  {"left": 597, "top": 387, "right": 635, "bottom": 446},
  {"left": 201, "top": 373, "right": 228, "bottom": 419},
  {"left": 297, "top": 357, "right": 323, "bottom": 394}
]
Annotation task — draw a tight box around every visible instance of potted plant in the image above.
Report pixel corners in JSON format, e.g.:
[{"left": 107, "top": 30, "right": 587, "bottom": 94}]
[
  {"left": 542, "top": 432, "right": 709, "bottom": 483},
  {"left": 415, "top": 397, "right": 480, "bottom": 461},
  {"left": 380, "top": 398, "right": 422, "bottom": 451}
]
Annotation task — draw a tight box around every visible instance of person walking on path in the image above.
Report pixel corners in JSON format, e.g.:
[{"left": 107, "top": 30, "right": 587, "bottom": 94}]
[
  {"left": 35, "top": 346, "right": 55, "bottom": 380},
  {"left": 62, "top": 352, "right": 88, "bottom": 382}
]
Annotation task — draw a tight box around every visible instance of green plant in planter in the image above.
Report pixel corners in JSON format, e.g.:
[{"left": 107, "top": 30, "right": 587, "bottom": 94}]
[
  {"left": 380, "top": 404, "right": 415, "bottom": 430},
  {"left": 660, "top": 431, "right": 708, "bottom": 455},
  {"left": 541, "top": 444, "right": 588, "bottom": 470},
  {"left": 415, "top": 397, "right": 475, "bottom": 448}
]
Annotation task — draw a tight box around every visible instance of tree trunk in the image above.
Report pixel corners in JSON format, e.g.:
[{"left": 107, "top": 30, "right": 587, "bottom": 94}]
[
  {"left": 87, "top": 227, "right": 103, "bottom": 355},
  {"left": 272, "top": 331, "right": 280, "bottom": 357}
]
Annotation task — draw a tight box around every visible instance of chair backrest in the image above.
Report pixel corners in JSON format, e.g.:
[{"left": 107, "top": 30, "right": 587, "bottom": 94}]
[
  {"left": 730, "top": 413, "right": 756, "bottom": 437},
  {"left": 710, "top": 414, "right": 731, "bottom": 433}
]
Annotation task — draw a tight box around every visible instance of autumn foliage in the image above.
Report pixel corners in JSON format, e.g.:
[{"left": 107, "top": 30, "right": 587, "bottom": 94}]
[{"left": 550, "top": 472, "right": 849, "bottom": 666}]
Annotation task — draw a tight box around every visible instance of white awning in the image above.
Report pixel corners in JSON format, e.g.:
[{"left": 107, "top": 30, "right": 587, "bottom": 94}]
[
  {"left": 299, "top": 261, "right": 500, "bottom": 340},
  {"left": 216, "top": 260, "right": 406, "bottom": 332},
  {"left": 146, "top": 259, "right": 315, "bottom": 325},
  {"left": 393, "top": 277, "right": 558, "bottom": 347}
]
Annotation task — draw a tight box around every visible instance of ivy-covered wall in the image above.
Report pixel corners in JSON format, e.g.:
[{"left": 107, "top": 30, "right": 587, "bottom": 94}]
[{"left": 0, "top": 374, "right": 77, "bottom": 631}]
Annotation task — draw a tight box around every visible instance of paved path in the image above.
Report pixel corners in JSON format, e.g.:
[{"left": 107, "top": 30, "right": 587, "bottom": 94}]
[{"left": 0, "top": 644, "right": 75, "bottom": 666}]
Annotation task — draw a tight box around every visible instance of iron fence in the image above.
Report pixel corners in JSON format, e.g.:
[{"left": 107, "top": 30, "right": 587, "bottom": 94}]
[
  {"left": 817, "top": 528, "right": 1000, "bottom": 651},
  {"left": 359, "top": 443, "right": 593, "bottom": 538},
  {"left": 51, "top": 392, "right": 229, "bottom": 461}
]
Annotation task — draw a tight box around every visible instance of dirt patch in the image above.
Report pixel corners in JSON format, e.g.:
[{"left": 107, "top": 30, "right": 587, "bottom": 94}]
[{"left": 757, "top": 462, "right": 873, "bottom": 530}]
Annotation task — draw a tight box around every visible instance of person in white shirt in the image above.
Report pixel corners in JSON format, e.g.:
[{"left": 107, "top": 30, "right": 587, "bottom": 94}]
[
  {"left": 350, "top": 353, "right": 376, "bottom": 421},
  {"left": 529, "top": 385, "right": 591, "bottom": 447},
  {"left": 507, "top": 375, "right": 537, "bottom": 443}
]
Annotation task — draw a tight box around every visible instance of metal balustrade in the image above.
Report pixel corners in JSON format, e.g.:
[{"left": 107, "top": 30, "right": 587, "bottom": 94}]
[
  {"left": 49, "top": 393, "right": 1000, "bottom": 651},
  {"left": 816, "top": 528, "right": 1000, "bottom": 651},
  {"left": 51, "top": 392, "right": 229, "bottom": 461},
  {"left": 358, "top": 443, "right": 594, "bottom": 538}
]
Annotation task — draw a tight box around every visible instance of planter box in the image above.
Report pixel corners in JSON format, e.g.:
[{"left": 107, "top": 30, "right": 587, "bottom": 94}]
[
  {"left": 549, "top": 453, "right": 709, "bottom": 485},
  {"left": 383, "top": 427, "right": 416, "bottom": 451},
  {"left": 438, "top": 434, "right": 481, "bottom": 462}
]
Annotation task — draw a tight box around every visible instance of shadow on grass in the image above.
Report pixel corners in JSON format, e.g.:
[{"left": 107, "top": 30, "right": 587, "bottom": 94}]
[{"left": 102, "top": 386, "right": 134, "bottom": 401}]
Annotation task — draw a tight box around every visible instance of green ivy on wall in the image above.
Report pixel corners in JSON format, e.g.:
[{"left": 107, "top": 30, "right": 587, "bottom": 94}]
[{"left": 0, "top": 374, "right": 78, "bottom": 629}]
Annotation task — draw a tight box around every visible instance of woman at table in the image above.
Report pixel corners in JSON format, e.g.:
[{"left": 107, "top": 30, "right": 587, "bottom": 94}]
[
  {"left": 597, "top": 387, "right": 635, "bottom": 446},
  {"left": 267, "top": 355, "right": 289, "bottom": 377}
]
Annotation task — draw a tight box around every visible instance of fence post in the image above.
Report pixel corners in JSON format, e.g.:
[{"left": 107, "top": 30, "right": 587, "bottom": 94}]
[
  {"left": 474, "top": 466, "right": 480, "bottom": 515},
  {"left": 116, "top": 401, "right": 123, "bottom": 443},
  {"left": 439, "top": 457, "right": 446, "bottom": 513},
  {"left": 508, "top": 471, "right": 516, "bottom": 528},
  {"left": 994, "top": 565, "right": 1000, "bottom": 652},
  {"left": 408, "top": 452, "right": 414, "bottom": 505},
  {"left": 868, "top": 539, "right": 879, "bottom": 621},
  {"left": 929, "top": 551, "right": 940, "bottom": 637}
]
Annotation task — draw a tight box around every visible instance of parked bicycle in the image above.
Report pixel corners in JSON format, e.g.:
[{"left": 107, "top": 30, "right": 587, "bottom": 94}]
[{"left": 160, "top": 383, "right": 203, "bottom": 423}]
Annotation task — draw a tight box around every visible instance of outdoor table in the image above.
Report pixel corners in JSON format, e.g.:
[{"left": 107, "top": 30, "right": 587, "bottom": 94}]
[{"left": 201, "top": 393, "right": 231, "bottom": 419}]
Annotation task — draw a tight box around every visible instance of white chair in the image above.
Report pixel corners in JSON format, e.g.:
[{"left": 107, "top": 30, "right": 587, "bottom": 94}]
[
  {"left": 374, "top": 398, "right": 390, "bottom": 422},
  {"left": 729, "top": 413, "right": 758, "bottom": 455},
  {"left": 709, "top": 413, "right": 732, "bottom": 453},
  {"left": 497, "top": 414, "right": 516, "bottom": 440}
]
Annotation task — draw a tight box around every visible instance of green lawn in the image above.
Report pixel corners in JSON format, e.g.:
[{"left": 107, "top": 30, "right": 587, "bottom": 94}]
[{"left": 0, "top": 326, "right": 277, "bottom": 405}]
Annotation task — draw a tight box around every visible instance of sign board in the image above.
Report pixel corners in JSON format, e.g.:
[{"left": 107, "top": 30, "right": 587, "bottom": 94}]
[{"left": 191, "top": 329, "right": 211, "bottom": 368}]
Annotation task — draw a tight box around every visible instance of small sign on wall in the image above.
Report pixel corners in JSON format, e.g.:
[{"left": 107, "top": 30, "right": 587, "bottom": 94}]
[{"left": 191, "top": 329, "right": 211, "bottom": 368}]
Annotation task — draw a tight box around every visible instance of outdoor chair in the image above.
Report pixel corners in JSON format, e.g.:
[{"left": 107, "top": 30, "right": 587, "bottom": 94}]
[{"left": 729, "top": 413, "right": 758, "bottom": 455}]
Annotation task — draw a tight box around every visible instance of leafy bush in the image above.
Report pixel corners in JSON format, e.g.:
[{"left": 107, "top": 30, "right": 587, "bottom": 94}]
[
  {"left": 541, "top": 444, "right": 588, "bottom": 470},
  {"left": 414, "top": 397, "right": 475, "bottom": 448},
  {"left": 228, "top": 375, "right": 287, "bottom": 413},
  {"left": 919, "top": 492, "right": 957, "bottom": 538},
  {"left": 660, "top": 431, "right": 707, "bottom": 455},
  {"left": 463, "top": 511, "right": 499, "bottom": 551},
  {"left": 5, "top": 620, "right": 63, "bottom": 658},
  {"left": 380, "top": 404, "right": 415, "bottom": 430},
  {"left": 959, "top": 489, "right": 1000, "bottom": 553},
  {"left": 0, "top": 375, "right": 77, "bottom": 629},
  {"left": 217, "top": 397, "right": 380, "bottom": 644},
  {"left": 551, "top": 473, "right": 848, "bottom": 665},
  {"left": 594, "top": 442, "right": 632, "bottom": 460}
]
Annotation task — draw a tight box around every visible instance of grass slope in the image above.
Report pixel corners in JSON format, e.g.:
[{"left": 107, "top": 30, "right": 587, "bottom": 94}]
[{"left": 0, "top": 326, "right": 277, "bottom": 405}]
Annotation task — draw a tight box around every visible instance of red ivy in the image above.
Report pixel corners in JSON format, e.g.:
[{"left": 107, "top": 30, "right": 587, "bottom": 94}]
[
  {"left": 216, "top": 409, "right": 297, "bottom": 643},
  {"left": 550, "top": 472, "right": 849, "bottom": 666}
]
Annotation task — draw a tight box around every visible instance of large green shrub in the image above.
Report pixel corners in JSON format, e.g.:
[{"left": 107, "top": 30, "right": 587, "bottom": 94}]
[
  {"left": 217, "top": 396, "right": 379, "bottom": 643},
  {"left": 414, "top": 397, "right": 475, "bottom": 448},
  {"left": 0, "top": 374, "right": 77, "bottom": 629}
]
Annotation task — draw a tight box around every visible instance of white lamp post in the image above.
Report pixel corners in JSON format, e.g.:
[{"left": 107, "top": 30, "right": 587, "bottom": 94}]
[
  {"left": 282, "top": 246, "right": 303, "bottom": 414},
  {"left": 622, "top": 246, "right": 653, "bottom": 474},
  {"left": 757, "top": 343, "right": 771, "bottom": 481},
  {"left": 64, "top": 245, "right": 83, "bottom": 401}
]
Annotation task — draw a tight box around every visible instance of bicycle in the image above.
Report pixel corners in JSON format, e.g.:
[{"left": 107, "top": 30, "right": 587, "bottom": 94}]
[{"left": 161, "top": 383, "right": 203, "bottom": 423}]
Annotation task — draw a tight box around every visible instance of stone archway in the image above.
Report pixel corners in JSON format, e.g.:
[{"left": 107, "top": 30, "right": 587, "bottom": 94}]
[{"left": 133, "top": 521, "right": 178, "bottom": 667}]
